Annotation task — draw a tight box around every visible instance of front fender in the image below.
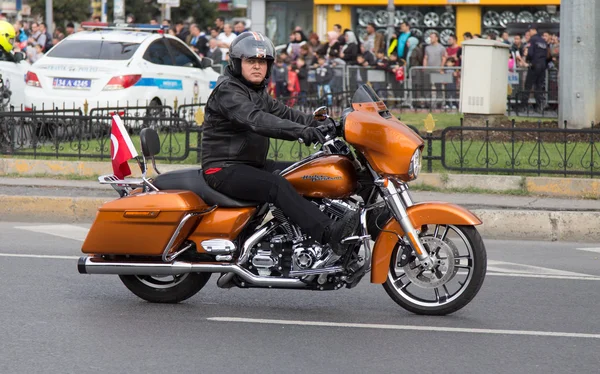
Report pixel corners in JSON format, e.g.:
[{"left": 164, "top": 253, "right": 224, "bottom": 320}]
[{"left": 370, "top": 202, "right": 482, "bottom": 284}]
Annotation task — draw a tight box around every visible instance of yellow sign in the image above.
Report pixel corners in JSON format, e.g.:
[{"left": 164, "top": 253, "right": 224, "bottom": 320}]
[
  {"left": 423, "top": 113, "right": 436, "bottom": 133},
  {"left": 195, "top": 108, "right": 204, "bottom": 125}
]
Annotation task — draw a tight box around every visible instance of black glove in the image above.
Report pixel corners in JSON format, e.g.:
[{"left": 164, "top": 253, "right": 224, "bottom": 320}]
[{"left": 299, "top": 126, "right": 327, "bottom": 146}]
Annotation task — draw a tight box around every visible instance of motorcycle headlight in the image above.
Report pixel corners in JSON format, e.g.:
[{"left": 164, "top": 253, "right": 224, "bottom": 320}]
[{"left": 408, "top": 148, "right": 422, "bottom": 180}]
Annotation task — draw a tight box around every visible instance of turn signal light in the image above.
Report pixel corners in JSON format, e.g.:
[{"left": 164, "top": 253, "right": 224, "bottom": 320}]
[
  {"left": 25, "top": 71, "right": 42, "bottom": 88},
  {"left": 103, "top": 74, "right": 142, "bottom": 90}
]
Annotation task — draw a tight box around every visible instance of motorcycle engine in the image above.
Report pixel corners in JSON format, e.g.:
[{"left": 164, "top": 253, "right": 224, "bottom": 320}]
[
  {"left": 248, "top": 200, "right": 356, "bottom": 277},
  {"left": 249, "top": 234, "right": 326, "bottom": 276}
]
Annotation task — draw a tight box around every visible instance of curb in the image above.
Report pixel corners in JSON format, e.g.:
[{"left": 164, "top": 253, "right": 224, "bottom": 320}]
[{"left": 1, "top": 195, "right": 599, "bottom": 242}]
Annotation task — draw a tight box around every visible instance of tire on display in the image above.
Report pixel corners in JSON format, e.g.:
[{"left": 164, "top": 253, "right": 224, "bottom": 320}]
[
  {"left": 119, "top": 272, "right": 212, "bottom": 303},
  {"left": 383, "top": 225, "right": 487, "bottom": 316}
]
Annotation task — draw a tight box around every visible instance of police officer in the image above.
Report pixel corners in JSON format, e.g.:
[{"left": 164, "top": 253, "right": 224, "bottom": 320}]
[
  {"left": 0, "top": 21, "right": 16, "bottom": 59},
  {"left": 201, "top": 31, "right": 359, "bottom": 255},
  {"left": 522, "top": 26, "right": 549, "bottom": 112}
]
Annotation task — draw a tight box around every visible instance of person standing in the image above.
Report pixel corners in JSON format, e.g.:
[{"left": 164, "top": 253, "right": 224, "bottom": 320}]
[
  {"left": 522, "top": 26, "right": 549, "bottom": 112},
  {"left": 217, "top": 24, "right": 236, "bottom": 57},
  {"left": 395, "top": 21, "right": 411, "bottom": 59},
  {"left": 206, "top": 38, "right": 223, "bottom": 64},
  {"left": 423, "top": 32, "right": 447, "bottom": 109}
]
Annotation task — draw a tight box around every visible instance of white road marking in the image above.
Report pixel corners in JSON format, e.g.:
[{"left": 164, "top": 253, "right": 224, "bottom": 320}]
[
  {"left": 207, "top": 317, "right": 600, "bottom": 340},
  {"left": 14, "top": 224, "right": 88, "bottom": 242},
  {"left": 0, "top": 253, "right": 79, "bottom": 260},
  {"left": 487, "top": 272, "right": 600, "bottom": 281},
  {"left": 487, "top": 260, "right": 595, "bottom": 277},
  {"left": 576, "top": 247, "right": 600, "bottom": 254}
]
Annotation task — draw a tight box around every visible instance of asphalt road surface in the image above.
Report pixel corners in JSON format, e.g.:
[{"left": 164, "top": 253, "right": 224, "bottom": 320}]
[{"left": 0, "top": 221, "right": 599, "bottom": 374}]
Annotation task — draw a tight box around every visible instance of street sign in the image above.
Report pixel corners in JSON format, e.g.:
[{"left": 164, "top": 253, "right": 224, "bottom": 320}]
[{"left": 157, "top": 0, "right": 180, "bottom": 6}]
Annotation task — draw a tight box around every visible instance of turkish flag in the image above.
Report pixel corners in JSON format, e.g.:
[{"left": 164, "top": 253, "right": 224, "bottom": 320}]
[{"left": 110, "top": 113, "right": 138, "bottom": 179}]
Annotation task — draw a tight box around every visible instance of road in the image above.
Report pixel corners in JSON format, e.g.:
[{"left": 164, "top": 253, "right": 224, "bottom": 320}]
[{"left": 0, "top": 221, "right": 599, "bottom": 374}]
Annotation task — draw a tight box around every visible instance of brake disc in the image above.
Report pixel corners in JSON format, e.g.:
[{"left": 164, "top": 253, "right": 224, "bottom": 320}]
[
  {"left": 395, "top": 10, "right": 407, "bottom": 26},
  {"left": 423, "top": 12, "right": 440, "bottom": 28},
  {"left": 403, "top": 236, "right": 459, "bottom": 289},
  {"left": 358, "top": 10, "right": 375, "bottom": 27},
  {"left": 407, "top": 10, "right": 423, "bottom": 27},
  {"left": 374, "top": 10, "right": 389, "bottom": 27},
  {"left": 440, "top": 29, "right": 454, "bottom": 46},
  {"left": 517, "top": 11, "right": 534, "bottom": 23},
  {"left": 499, "top": 11, "right": 516, "bottom": 27},
  {"left": 440, "top": 12, "right": 455, "bottom": 27},
  {"left": 483, "top": 11, "right": 501, "bottom": 28},
  {"left": 534, "top": 11, "right": 550, "bottom": 23}
]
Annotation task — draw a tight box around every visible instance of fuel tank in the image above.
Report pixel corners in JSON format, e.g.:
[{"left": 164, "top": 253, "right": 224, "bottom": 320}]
[{"left": 283, "top": 155, "right": 358, "bottom": 199}]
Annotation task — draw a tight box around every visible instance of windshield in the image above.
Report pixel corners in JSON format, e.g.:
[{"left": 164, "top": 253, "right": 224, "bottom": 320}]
[
  {"left": 351, "top": 84, "right": 383, "bottom": 105},
  {"left": 47, "top": 40, "right": 141, "bottom": 60}
]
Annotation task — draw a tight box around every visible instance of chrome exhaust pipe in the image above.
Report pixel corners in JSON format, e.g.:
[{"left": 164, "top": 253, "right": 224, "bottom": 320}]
[{"left": 78, "top": 256, "right": 306, "bottom": 288}]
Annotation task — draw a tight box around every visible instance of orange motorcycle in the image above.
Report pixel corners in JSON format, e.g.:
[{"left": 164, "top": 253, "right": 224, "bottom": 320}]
[{"left": 78, "top": 85, "right": 486, "bottom": 315}]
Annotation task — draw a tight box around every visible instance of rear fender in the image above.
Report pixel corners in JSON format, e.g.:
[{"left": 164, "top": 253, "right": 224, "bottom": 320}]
[{"left": 370, "top": 202, "right": 482, "bottom": 284}]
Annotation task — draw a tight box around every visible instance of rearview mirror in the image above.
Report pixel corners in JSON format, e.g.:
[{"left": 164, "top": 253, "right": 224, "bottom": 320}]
[
  {"left": 313, "top": 106, "right": 329, "bottom": 121},
  {"left": 13, "top": 51, "right": 25, "bottom": 63},
  {"left": 200, "top": 57, "right": 213, "bottom": 69}
]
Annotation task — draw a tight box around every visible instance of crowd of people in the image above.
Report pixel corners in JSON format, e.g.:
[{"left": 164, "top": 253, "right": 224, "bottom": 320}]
[
  {"left": 3, "top": 12, "right": 560, "bottom": 111},
  {"left": 266, "top": 21, "right": 560, "bottom": 111}
]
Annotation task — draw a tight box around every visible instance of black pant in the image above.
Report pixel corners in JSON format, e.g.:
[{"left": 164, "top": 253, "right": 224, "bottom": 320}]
[
  {"left": 204, "top": 161, "right": 332, "bottom": 241},
  {"left": 522, "top": 65, "right": 546, "bottom": 109}
]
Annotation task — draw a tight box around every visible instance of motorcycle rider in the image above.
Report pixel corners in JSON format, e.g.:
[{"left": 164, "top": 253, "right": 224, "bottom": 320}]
[{"left": 201, "top": 31, "right": 359, "bottom": 255}]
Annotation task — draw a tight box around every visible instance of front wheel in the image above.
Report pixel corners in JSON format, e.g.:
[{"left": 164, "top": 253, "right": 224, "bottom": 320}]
[
  {"left": 119, "top": 272, "right": 211, "bottom": 303},
  {"left": 383, "top": 225, "right": 486, "bottom": 315}
]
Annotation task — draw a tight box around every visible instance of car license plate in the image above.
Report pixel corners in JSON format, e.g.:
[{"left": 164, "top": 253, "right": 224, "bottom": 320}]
[{"left": 52, "top": 78, "right": 91, "bottom": 89}]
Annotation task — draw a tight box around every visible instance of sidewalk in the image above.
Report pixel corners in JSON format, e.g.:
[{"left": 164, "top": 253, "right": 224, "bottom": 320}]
[{"left": 0, "top": 176, "right": 599, "bottom": 242}]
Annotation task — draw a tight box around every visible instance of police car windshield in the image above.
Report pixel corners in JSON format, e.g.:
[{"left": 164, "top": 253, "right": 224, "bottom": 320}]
[{"left": 47, "top": 40, "right": 140, "bottom": 60}]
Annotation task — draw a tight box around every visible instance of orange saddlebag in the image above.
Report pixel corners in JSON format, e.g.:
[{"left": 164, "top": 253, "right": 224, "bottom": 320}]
[{"left": 82, "top": 191, "right": 209, "bottom": 256}]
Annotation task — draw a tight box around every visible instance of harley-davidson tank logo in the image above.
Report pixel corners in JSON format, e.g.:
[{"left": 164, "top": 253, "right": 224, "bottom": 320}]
[{"left": 301, "top": 174, "right": 342, "bottom": 182}]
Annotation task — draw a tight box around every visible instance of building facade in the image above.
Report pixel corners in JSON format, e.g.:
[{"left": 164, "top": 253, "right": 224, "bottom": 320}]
[{"left": 313, "top": 0, "right": 561, "bottom": 45}]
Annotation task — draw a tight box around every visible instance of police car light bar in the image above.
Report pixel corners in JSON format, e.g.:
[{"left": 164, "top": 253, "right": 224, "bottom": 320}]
[{"left": 81, "top": 22, "right": 169, "bottom": 33}]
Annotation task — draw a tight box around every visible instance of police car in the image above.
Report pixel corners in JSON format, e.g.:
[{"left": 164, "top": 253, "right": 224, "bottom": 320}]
[{"left": 24, "top": 23, "right": 220, "bottom": 112}]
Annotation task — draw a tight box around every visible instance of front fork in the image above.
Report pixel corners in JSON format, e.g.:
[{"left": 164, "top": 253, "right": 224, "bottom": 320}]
[{"left": 375, "top": 178, "right": 434, "bottom": 270}]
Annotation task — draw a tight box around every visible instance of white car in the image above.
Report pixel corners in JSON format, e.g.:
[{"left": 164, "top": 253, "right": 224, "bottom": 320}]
[
  {"left": 24, "top": 26, "right": 220, "bottom": 113},
  {"left": 0, "top": 51, "right": 30, "bottom": 111}
]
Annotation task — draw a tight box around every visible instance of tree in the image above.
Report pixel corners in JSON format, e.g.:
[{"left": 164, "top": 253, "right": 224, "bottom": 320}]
[
  {"left": 170, "top": 0, "right": 218, "bottom": 29},
  {"left": 30, "top": 0, "right": 91, "bottom": 29}
]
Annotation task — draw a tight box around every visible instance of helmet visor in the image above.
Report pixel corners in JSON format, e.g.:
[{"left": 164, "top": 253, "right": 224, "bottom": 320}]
[{"left": 8, "top": 37, "right": 14, "bottom": 45}]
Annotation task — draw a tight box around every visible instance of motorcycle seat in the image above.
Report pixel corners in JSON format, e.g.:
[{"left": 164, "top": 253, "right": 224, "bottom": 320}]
[{"left": 152, "top": 168, "right": 256, "bottom": 208}]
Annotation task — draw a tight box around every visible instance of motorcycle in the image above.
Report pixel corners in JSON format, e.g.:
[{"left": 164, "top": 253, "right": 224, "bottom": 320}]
[{"left": 78, "top": 84, "right": 486, "bottom": 315}]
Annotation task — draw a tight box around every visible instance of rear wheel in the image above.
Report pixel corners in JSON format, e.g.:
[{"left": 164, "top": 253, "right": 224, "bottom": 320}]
[
  {"left": 383, "top": 225, "right": 486, "bottom": 315},
  {"left": 119, "top": 272, "right": 211, "bottom": 303}
]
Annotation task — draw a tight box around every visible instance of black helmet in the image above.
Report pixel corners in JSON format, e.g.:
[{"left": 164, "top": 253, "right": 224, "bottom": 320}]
[{"left": 228, "top": 31, "right": 275, "bottom": 79}]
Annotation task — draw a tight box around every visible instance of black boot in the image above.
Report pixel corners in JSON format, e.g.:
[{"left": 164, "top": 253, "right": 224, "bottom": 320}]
[{"left": 323, "top": 210, "right": 361, "bottom": 255}]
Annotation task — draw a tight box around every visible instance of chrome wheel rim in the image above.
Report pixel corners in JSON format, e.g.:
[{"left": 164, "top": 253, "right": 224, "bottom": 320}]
[
  {"left": 388, "top": 225, "right": 475, "bottom": 308},
  {"left": 136, "top": 274, "right": 190, "bottom": 289}
]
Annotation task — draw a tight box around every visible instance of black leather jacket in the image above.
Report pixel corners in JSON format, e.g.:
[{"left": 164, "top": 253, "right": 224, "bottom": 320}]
[{"left": 201, "top": 67, "right": 316, "bottom": 170}]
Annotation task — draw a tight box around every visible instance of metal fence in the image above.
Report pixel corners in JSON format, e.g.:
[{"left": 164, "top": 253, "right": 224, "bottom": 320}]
[
  {"left": 285, "top": 65, "right": 559, "bottom": 118},
  {"left": 4, "top": 90, "right": 597, "bottom": 178}
]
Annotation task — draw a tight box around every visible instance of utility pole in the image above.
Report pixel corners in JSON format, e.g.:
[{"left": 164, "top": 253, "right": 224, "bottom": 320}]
[
  {"left": 558, "top": 0, "right": 600, "bottom": 128},
  {"left": 101, "top": 0, "right": 107, "bottom": 23},
  {"left": 114, "top": 0, "right": 125, "bottom": 24},
  {"left": 386, "top": 0, "right": 395, "bottom": 52},
  {"left": 45, "top": 0, "right": 53, "bottom": 34}
]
